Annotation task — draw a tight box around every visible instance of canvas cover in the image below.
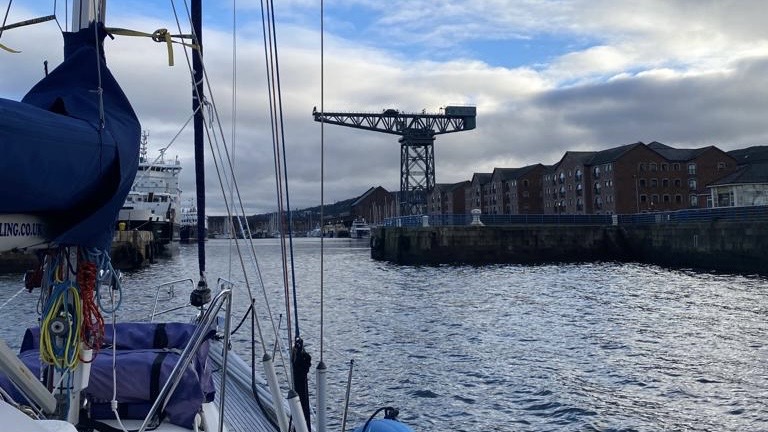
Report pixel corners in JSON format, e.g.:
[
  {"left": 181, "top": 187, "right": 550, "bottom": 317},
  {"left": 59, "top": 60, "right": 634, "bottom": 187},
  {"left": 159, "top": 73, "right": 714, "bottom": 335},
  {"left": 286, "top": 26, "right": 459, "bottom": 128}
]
[
  {"left": 4, "top": 322, "right": 215, "bottom": 429},
  {"left": 0, "top": 23, "right": 140, "bottom": 249}
]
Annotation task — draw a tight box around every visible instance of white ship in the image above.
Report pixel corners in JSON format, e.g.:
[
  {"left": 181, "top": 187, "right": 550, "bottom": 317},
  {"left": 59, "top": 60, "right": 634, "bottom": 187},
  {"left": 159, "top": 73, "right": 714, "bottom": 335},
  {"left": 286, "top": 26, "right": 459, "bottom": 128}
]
[
  {"left": 350, "top": 218, "right": 372, "bottom": 238},
  {"left": 179, "top": 201, "right": 209, "bottom": 243},
  {"left": 117, "top": 131, "right": 182, "bottom": 245}
]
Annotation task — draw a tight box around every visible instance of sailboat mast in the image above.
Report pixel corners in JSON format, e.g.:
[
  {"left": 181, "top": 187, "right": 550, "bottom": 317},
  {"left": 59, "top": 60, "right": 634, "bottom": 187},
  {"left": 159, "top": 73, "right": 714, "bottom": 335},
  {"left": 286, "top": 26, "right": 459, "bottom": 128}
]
[
  {"left": 192, "top": 0, "right": 206, "bottom": 278},
  {"left": 71, "top": 0, "right": 105, "bottom": 31}
]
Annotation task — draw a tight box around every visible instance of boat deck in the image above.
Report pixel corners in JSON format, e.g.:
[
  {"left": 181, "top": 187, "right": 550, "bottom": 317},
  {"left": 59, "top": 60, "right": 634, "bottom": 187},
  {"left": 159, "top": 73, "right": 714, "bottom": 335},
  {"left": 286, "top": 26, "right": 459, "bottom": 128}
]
[{"left": 209, "top": 345, "right": 281, "bottom": 432}]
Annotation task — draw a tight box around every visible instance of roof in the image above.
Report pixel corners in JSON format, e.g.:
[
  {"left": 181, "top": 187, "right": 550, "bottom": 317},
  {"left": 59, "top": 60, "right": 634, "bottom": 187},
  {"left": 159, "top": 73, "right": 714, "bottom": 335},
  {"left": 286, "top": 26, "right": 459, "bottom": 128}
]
[
  {"left": 647, "top": 141, "right": 710, "bottom": 161},
  {"left": 588, "top": 142, "right": 645, "bottom": 165},
  {"left": 491, "top": 164, "right": 544, "bottom": 181},
  {"left": 351, "top": 186, "right": 389, "bottom": 207},
  {"left": 447, "top": 180, "right": 470, "bottom": 191},
  {"left": 553, "top": 151, "right": 596, "bottom": 170},
  {"left": 470, "top": 172, "right": 492, "bottom": 185},
  {"left": 728, "top": 146, "right": 768, "bottom": 164},
  {"left": 709, "top": 162, "right": 768, "bottom": 186}
]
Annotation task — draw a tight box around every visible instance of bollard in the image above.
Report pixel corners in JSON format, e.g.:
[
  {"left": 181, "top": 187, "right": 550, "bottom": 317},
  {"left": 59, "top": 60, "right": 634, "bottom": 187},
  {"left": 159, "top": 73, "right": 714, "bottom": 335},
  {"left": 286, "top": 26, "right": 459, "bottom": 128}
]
[{"left": 470, "top": 209, "right": 484, "bottom": 226}]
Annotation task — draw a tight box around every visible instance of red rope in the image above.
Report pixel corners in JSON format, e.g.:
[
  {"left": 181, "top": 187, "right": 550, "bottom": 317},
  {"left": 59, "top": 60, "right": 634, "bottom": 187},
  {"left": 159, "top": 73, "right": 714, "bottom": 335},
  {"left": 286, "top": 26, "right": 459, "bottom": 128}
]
[{"left": 78, "top": 259, "right": 104, "bottom": 362}]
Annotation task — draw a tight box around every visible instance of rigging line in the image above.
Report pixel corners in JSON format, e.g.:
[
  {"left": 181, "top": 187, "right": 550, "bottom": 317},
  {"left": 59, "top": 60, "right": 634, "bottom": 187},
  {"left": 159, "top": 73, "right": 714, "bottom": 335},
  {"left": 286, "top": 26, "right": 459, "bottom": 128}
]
[
  {"left": 319, "top": 0, "right": 325, "bottom": 365},
  {"left": 172, "top": 0, "right": 277, "bottom": 356},
  {"left": 0, "top": 0, "right": 12, "bottom": 39},
  {"left": 260, "top": 0, "right": 294, "bottom": 352},
  {"left": 267, "top": 0, "right": 302, "bottom": 343},
  {"left": 174, "top": 1, "right": 288, "bottom": 367},
  {"left": 228, "top": 0, "right": 237, "bottom": 279},
  {"left": 176, "top": 0, "right": 267, "bottom": 305},
  {"left": 52, "top": 0, "right": 63, "bottom": 32},
  {"left": 201, "top": 80, "right": 287, "bottom": 362},
  {"left": 90, "top": 0, "right": 105, "bottom": 133},
  {"left": 131, "top": 108, "right": 198, "bottom": 187},
  {"left": 0, "top": 286, "right": 26, "bottom": 311}
]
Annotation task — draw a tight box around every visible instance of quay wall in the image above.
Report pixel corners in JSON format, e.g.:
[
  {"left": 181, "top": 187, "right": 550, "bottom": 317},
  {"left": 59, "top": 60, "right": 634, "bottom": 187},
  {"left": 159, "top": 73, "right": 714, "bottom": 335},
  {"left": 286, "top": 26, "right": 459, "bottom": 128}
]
[{"left": 371, "top": 221, "right": 768, "bottom": 275}]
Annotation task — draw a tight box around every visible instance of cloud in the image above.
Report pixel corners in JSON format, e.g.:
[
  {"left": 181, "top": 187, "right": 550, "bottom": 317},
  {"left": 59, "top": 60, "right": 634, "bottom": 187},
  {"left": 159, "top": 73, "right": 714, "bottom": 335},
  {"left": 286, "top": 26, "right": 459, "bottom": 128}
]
[{"left": 2, "top": 1, "right": 767, "bottom": 216}]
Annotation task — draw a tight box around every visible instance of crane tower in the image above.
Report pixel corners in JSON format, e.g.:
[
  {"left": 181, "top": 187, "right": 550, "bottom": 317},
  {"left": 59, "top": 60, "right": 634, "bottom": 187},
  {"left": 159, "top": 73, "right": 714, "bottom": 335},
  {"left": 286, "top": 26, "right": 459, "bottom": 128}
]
[{"left": 312, "top": 106, "right": 477, "bottom": 215}]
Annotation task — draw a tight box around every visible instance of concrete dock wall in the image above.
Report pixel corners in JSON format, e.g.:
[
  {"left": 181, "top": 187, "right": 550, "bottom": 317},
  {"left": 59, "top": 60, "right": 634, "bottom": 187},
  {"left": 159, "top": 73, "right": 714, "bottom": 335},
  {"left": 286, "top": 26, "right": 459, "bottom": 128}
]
[{"left": 371, "top": 221, "right": 768, "bottom": 275}]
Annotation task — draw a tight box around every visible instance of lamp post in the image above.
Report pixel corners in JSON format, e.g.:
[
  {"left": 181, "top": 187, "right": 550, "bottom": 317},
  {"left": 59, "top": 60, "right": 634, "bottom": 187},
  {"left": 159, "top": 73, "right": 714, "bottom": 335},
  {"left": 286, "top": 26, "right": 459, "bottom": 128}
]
[{"left": 634, "top": 174, "right": 640, "bottom": 213}]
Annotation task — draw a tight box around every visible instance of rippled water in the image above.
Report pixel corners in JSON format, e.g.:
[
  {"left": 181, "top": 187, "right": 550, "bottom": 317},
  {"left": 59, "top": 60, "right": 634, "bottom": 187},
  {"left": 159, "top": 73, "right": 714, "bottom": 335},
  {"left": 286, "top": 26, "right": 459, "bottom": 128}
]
[{"left": 1, "top": 239, "right": 766, "bottom": 431}]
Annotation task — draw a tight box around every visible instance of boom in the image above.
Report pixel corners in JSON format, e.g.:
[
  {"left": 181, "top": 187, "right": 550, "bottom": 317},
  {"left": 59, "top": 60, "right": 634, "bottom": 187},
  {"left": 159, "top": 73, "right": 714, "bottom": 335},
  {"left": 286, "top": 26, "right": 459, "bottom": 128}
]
[{"left": 313, "top": 106, "right": 477, "bottom": 215}]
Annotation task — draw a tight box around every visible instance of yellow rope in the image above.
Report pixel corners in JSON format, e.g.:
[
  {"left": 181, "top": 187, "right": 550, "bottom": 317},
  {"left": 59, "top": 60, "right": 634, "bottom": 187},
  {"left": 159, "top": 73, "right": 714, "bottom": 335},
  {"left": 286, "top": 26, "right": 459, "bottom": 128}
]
[
  {"left": 0, "top": 42, "right": 20, "bottom": 53},
  {"left": 40, "top": 285, "right": 83, "bottom": 370},
  {"left": 106, "top": 27, "right": 199, "bottom": 67}
]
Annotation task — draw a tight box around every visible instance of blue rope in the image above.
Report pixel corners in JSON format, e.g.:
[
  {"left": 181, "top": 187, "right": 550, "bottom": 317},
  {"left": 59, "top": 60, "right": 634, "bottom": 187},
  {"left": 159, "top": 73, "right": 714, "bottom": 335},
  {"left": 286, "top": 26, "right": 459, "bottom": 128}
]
[{"left": 86, "top": 247, "right": 123, "bottom": 314}]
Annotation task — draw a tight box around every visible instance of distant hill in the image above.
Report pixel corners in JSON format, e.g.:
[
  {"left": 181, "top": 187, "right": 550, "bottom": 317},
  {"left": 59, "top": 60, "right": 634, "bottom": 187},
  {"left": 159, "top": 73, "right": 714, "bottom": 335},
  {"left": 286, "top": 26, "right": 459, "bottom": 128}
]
[{"left": 209, "top": 194, "right": 362, "bottom": 236}]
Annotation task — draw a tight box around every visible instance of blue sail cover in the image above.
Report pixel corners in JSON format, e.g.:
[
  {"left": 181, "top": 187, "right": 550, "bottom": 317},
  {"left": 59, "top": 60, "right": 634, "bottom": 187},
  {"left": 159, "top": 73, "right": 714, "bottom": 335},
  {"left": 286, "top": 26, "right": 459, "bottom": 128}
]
[{"left": 0, "top": 24, "right": 140, "bottom": 249}]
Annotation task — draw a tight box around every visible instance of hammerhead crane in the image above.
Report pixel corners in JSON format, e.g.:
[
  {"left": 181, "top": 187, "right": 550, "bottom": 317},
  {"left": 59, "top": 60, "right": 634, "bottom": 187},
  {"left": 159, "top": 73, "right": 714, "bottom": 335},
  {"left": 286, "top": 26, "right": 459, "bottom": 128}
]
[{"left": 312, "top": 106, "right": 477, "bottom": 215}]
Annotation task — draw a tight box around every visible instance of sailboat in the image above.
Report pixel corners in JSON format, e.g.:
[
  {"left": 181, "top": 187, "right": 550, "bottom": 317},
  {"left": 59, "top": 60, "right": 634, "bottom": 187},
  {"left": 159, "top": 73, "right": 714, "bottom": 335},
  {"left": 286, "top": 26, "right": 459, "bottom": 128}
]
[{"left": 0, "top": 1, "right": 414, "bottom": 432}]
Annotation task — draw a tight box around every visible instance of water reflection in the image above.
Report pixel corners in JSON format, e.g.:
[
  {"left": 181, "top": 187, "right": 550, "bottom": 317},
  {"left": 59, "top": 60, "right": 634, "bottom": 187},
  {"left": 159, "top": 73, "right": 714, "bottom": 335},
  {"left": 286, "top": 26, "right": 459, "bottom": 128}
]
[{"left": 0, "top": 239, "right": 766, "bottom": 430}]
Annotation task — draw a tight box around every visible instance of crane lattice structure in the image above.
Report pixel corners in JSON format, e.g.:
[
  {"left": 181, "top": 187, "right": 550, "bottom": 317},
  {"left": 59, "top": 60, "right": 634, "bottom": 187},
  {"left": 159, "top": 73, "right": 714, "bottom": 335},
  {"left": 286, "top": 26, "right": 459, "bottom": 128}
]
[{"left": 312, "top": 106, "right": 477, "bottom": 215}]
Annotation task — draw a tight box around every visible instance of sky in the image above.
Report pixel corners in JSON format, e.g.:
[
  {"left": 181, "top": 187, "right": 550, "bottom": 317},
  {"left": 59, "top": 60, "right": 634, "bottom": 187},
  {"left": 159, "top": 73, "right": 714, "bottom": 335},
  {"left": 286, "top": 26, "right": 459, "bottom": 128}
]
[{"left": 2, "top": 1, "right": 768, "bottom": 215}]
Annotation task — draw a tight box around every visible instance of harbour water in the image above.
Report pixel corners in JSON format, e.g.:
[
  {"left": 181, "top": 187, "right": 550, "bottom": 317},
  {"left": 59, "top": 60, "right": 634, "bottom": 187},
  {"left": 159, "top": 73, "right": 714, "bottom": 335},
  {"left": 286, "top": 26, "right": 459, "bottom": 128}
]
[{"left": 0, "top": 239, "right": 766, "bottom": 431}]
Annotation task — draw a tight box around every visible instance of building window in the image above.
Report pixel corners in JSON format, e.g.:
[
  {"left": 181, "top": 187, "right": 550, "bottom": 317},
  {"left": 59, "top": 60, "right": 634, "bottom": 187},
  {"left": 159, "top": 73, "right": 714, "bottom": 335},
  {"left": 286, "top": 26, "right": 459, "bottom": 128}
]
[
  {"left": 674, "top": 179, "right": 682, "bottom": 187},
  {"left": 662, "top": 178, "right": 669, "bottom": 188},
  {"left": 575, "top": 169, "right": 582, "bottom": 181},
  {"left": 690, "top": 194, "right": 699, "bottom": 207},
  {"left": 650, "top": 162, "right": 658, "bottom": 172},
  {"left": 651, "top": 194, "right": 659, "bottom": 204},
  {"left": 673, "top": 163, "right": 681, "bottom": 171},
  {"left": 651, "top": 178, "right": 658, "bottom": 187},
  {"left": 594, "top": 166, "right": 601, "bottom": 178},
  {"left": 688, "top": 178, "right": 697, "bottom": 190},
  {"left": 639, "top": 163, "right": 647, "bottom": 172},
  {"left": 661, "top": 163, "right": 669, "bottom": 171},
  {"left": 639, "top": 179, "right": 647, "bottom": 188},
  {"left": 675, "top": 194, "right": 682, "bottom": 204},
  {"left": 663, "top": 194, "right": 670, "bottom": 203},
  {"left": 688, "top": 163, "right": 697, "bottom": 175},
  {"left": 717, "top": 162, "right": 726, "bottom": 170},
  {"left": 640, "top": 195, "right": 647, "bottom": 203}
]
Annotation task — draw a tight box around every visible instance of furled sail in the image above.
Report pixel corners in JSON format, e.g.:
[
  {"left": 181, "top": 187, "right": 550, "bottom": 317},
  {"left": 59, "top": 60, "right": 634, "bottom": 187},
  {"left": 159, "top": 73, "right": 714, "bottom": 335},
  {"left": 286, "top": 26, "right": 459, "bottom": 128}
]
[{"left": 0, "top": 23, "right": 140, "bottom": 250}]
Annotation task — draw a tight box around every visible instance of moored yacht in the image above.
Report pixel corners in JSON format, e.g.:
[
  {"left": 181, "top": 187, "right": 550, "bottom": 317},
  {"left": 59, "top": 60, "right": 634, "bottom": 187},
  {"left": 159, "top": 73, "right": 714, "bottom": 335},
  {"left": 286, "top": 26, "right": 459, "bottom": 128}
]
[{"left": 350, "top": 218, "right": 372, "bottom": 238}]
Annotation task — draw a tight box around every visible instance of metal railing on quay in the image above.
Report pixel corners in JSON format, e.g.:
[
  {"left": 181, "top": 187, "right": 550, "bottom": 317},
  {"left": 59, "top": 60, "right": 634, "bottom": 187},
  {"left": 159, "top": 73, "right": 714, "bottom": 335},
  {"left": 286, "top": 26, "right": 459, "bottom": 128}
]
[{"left": 382, "top": 205, "right": 768, "bottom": 227}]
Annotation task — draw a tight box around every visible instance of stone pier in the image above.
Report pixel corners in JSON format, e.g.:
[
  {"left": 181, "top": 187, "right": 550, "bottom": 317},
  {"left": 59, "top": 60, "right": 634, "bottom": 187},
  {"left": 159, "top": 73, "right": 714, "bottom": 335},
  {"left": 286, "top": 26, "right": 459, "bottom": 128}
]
[{"left": 371, "top": 221, "right": 768, "bottom": 275}]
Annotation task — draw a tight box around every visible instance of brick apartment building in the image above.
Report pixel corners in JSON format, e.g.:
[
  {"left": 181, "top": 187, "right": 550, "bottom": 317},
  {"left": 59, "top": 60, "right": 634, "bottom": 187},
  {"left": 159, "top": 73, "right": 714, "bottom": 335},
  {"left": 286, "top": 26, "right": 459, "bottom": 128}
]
[
  {"left": 465, "top": 173, "right": 492, "bottom": 213},
  {"left": 445, "top": 141, "right": 740, "bottom": 216},
  {"left": 350, "top": 186, "right": 397, "bottom": 224},
  {"left": 646, "top": 142, "right": 738, "bottom": 209},
  {"left": 543, "top": 142, "right": 737, "bottom": 214},
  {"left": 489, "top": 165, "right": 546, "bottom": 214},
  {"left": 427, "top": 181, "right": 469, "bottom": 214},
  {"left": 544, "top": 151, "right": 596, "bottom": 214}
]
